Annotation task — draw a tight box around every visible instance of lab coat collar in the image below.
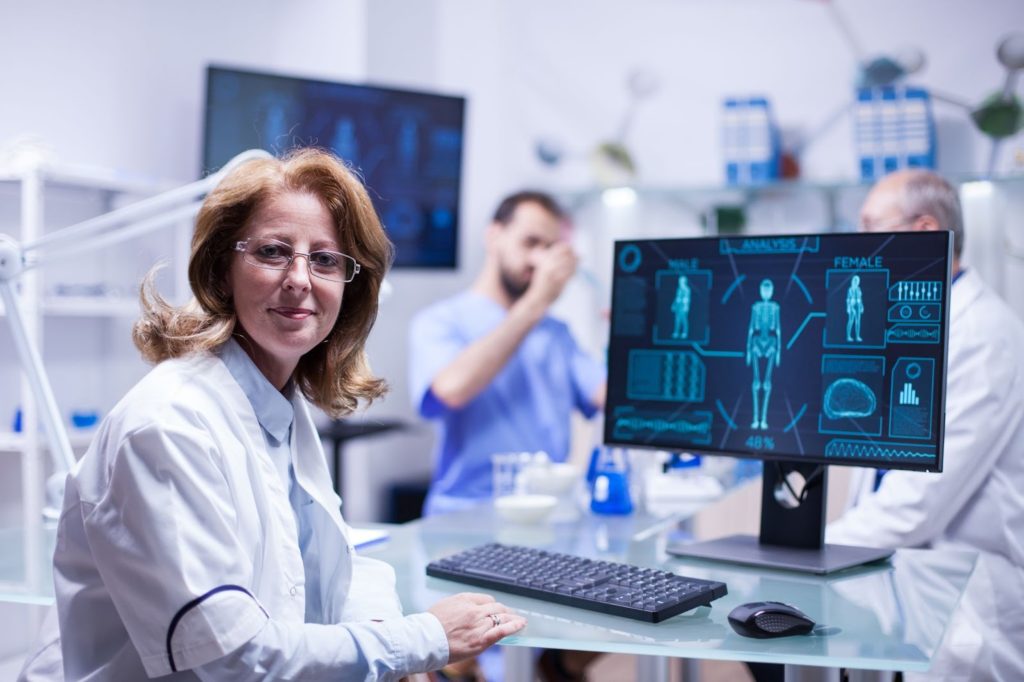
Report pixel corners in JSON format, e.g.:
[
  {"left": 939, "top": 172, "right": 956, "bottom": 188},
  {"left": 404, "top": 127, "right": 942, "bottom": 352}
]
[
  {"left": 289, "top": 394, "right": 347, "bottom": 535},
  {"left": 215, "top": 340, "right": 346, "bottom": 537},
  {"left": 217, "top": 338, "right": 294, "bottom": 444},
  {"left": 950, "top": 268, "right": 983, "bottom": 321}
]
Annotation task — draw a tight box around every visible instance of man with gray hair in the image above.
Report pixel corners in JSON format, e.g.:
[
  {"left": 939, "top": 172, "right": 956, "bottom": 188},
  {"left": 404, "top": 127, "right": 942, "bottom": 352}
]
[{"left": 827, "top": 169, "right": 1024, "bottom": 680}]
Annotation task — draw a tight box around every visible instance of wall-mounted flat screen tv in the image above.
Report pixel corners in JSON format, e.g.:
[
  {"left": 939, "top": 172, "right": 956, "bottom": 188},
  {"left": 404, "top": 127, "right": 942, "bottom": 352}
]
[{"left": 203, "top": 65, "right": 465, "bottom": 269}]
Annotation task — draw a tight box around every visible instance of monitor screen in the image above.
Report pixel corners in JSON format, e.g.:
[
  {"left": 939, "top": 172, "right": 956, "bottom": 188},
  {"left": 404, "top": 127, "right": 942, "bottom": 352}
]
[
  {"left": 202, "top": 65, "right": 465, "bottom": 269},
  {"left": 604, "top": 231, "right": 952, "bottom": 472}
]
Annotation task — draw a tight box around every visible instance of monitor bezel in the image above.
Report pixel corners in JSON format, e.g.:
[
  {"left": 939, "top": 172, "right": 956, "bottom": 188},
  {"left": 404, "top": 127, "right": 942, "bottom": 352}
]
[
  {"left": 602, "top": 230, "right": 952, "bottom": 474},
  {"left": 201, "top": 63, "right": 467, "bottom": 270}
]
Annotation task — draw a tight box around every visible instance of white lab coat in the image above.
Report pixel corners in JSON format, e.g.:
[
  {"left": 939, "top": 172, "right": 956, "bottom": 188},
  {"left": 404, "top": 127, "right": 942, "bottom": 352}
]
[
  {"left": 827, "top": 270, "right": 1024, "bottom": 681},
  {"left": 19, "top": 351, "right": 448, "bottom": 680}
]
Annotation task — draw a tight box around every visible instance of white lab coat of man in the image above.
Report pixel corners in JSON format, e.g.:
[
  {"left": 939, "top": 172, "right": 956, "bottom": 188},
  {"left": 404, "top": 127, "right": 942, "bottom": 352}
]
[{"left": 828, "top": 269, "right": 1024, "bottom": 681}]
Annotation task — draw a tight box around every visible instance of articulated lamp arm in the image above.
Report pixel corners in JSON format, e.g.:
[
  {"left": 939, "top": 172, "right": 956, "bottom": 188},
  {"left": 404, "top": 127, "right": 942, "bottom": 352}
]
[{"left": 0, "top": 149, "right": 272, "bottom": 518}]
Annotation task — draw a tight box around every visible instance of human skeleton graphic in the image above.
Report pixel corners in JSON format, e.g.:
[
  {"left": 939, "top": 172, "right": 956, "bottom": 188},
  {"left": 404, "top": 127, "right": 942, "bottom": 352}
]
[{"left": 746, "top": 278, "right": 781, "bottom": 430}]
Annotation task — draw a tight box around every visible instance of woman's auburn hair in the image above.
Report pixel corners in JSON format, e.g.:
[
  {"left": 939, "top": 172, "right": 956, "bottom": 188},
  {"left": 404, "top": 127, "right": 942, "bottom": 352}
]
[{"left": 132, "top": 147, "right": 393, "bottom": 417}]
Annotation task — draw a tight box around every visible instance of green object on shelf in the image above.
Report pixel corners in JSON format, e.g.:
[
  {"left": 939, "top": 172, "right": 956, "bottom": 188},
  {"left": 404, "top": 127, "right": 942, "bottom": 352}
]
[
  {"left": 972, "top": 92, "right": 1024, "bottom": 139},
  {"left": 705, "top": 204, "right": 746, "bottom": 235},
  {"left": 589, "top": 141, "right": 637, "bottom": 186}
]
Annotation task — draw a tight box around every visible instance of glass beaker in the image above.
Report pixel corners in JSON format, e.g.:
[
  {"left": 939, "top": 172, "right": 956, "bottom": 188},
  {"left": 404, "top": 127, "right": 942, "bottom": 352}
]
[{"left": 491, "top": 451, "right": 533, "bottom": 499}]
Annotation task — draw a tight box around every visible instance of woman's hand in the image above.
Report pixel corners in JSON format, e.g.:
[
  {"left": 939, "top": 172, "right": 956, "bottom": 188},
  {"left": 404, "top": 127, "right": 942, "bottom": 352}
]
[{"left": 427, "top": 592, "right": 527, "bottom": 663}]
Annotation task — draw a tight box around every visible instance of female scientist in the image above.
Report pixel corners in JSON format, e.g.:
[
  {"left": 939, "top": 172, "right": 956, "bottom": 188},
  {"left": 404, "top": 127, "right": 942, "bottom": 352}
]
[{"left": 20, "top": 148, "right": 525, "bottom": 680}]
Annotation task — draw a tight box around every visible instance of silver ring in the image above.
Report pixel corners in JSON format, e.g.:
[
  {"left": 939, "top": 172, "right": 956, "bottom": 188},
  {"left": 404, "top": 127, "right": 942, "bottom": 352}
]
[{"left": 490, "top": 613, "right": 501, "bottom": 628}]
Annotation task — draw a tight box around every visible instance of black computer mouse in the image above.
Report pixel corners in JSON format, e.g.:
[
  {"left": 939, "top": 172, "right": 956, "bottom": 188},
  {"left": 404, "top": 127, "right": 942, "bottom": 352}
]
[{"left": 727, "top": 601, "right": 815, "bottom": 638}]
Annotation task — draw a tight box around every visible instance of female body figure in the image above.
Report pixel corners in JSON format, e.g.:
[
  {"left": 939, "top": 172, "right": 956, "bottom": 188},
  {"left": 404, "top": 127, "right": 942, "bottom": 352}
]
[{"left": 846, "top": 274, "right": 864, "bottom": 342}]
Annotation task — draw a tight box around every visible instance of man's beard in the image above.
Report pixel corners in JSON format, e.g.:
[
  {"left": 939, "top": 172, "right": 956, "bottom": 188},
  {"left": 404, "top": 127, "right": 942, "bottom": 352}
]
[{"left": 499, "top": 267, "right": 530, "bottom": 301}]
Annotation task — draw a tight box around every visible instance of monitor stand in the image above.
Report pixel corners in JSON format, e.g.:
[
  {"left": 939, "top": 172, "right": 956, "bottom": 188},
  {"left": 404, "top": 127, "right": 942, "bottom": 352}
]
[{"left": 666, "top": 461, "right": 893, "bottom": 575}]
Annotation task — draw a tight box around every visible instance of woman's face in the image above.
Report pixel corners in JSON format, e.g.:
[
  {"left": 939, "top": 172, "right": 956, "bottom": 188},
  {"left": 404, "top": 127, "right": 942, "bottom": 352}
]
[{"left": 226, "top": 190, "right": 345, "bottom": 388}]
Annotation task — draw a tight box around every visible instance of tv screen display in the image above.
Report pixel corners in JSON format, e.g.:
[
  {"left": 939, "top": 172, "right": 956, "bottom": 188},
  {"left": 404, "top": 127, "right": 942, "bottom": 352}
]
[{"left": 203, "top": 65, "right": 465, "bottom": 269}]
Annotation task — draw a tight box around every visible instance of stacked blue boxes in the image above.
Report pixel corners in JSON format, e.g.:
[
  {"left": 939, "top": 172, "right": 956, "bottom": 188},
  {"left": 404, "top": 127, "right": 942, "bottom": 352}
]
[
  {"left": 722, "top": 96, "right": 782, "bottom": 185},
  {"left": 854, "top": 86, "right": 936, "bottom": 182}
]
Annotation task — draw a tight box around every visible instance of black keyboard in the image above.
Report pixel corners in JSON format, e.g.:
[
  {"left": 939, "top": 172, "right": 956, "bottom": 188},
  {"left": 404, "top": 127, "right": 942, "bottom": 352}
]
[{"left": 426, "top": 542, "right": 728, "bottom": 623}]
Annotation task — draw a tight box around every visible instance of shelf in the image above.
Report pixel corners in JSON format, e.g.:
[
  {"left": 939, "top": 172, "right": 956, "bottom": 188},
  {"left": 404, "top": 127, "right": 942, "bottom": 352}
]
[
  {"left": 42, "top": 296, "right": 139, "bottom": 317},
  {"left": 0, "top": 160, "right": 171, "bottom": 196},
  {"left": 0, "top": 297, "right": 140, "bottom": 317},
  {"left": 0, "top": 430, "right": 96, "bottom": 452},
  {"left": 561, "top": 179, "right": 853, "bottom": 203},
  {"left": 1, "top": 159, "right": 189, "bottom": 531},
  {"left": 557, "top": 174, "right": 1024, "bottom": 208}
]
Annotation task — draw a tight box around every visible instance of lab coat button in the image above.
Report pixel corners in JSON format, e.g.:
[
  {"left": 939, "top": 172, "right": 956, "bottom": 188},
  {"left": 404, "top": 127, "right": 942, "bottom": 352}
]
[{"left": 289, "top": 586, "right": 298, "bottom": 596}]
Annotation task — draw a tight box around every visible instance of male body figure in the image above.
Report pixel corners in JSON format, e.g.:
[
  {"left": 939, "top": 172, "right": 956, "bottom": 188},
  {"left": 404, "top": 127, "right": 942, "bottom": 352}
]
[
  {"left": 671, "top": 274, "right": 691, "bottom": 339},
  {"left": 827, "top": 170, "right": 1024, "bottom": 681}
]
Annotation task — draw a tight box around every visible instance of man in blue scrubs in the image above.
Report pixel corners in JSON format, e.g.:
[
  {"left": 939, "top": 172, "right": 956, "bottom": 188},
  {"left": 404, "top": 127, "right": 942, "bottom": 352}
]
[{"left": 410, "top": 190, "right": 606, "bottom": 517}]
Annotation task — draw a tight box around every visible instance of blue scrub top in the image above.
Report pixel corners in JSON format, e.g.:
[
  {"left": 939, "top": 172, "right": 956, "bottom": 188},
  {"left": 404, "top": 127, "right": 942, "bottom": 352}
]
[{"left": 409, "top": 291, "right": 606, "bottom": 513}]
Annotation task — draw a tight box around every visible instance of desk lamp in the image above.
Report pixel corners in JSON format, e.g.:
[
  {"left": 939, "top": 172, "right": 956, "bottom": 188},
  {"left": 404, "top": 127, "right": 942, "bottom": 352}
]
[{"left": 0, "top": 149, "right": 272, "bottom": 521}]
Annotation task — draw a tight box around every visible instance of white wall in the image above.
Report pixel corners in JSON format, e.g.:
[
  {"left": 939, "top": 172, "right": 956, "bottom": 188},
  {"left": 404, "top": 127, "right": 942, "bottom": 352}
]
[
  {"left": 2, "top": 0, "right": 1023, "bottom": 527},
  {"left": 493, "top": 0, "right": 1024, "bottom": 188},
  {"left": 0, "top": 0, "right": 367, "bottom": 181},
  {"left": 342, "top": 0, "right": 521, "bottom": 521},
  {"left": 0, "top": 0, "right": 371, "bottom": 532}
]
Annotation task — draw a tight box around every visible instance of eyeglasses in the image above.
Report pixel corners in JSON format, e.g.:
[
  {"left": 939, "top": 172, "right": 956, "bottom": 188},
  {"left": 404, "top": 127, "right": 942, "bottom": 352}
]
[{"left": 234, "top": 238, "right": 361, "bottom": 283}]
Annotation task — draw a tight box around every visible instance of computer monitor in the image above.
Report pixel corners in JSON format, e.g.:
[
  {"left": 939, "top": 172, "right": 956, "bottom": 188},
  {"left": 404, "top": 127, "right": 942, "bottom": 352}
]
[
  {"left": 202, "top": 65, "right": 465, "bottom": 269},
  {"left": 605, "top": 231, "right": 952, "bottom": 573}
]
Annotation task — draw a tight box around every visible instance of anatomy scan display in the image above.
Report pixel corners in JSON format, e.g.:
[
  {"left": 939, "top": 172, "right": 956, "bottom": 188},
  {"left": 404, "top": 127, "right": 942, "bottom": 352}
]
[{"left": 604, "top": 231, "right": 951, "bottom": 470}]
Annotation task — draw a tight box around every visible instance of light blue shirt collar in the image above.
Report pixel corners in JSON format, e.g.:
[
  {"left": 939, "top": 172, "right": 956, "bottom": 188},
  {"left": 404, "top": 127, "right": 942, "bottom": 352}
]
[{"left": 218, "top": 337, "right": 294, "bottom": 445}]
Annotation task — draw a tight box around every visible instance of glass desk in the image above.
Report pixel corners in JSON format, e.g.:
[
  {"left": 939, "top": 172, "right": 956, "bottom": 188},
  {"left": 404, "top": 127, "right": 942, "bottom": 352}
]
[
  {"left": 363, "top": 506, "right": 977, "bottom": 681},
  {"left": 1, "top": 502, "right": 976, "bottom": 680},
  {"left": 0, "top": 525, "right": 55, "bottom": 606}
]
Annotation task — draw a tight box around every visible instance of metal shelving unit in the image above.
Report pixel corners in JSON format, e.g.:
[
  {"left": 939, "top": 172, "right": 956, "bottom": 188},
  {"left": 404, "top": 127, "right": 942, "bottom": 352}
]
[{"left": 0, "top": 158, "right": 186, "bottom": 596}]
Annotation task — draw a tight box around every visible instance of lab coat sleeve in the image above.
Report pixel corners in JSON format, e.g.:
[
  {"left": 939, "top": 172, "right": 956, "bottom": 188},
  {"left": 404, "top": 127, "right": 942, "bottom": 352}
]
[
  {"left": 192, "top": 523, "right": 449, "bottom": 680},
  {"left": 192, "top": 615, "right": 449, "bottom": 681},
  {"left": 827, "top": 322, "right": 1024, "bottom": 549},
  {"left": 339, "top": 552, "right": 406, "bottom": 621},
  {"left": 84, "top": 422, "right": 448, "bottom": 679},
  {"left": 409, "top": 305, "right": 465, "bottom": 419},
  {"left": 194, "top": 523, "right": 449, "bottom": 681},
  {"left": 16, "top": 606, "right": 62, "bottom": 682},
  {"left": 82, "top": 421, "right": 268, "bottom": 677}
]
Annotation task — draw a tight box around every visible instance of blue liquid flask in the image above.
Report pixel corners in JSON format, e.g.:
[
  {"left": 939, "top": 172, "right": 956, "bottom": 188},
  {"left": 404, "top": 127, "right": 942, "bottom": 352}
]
[
  {"left": 590, "top": 447, "right": 633, "bottom": 515},
  {"left": 586, "top": 446, "right": 601, "bottom": 486}
]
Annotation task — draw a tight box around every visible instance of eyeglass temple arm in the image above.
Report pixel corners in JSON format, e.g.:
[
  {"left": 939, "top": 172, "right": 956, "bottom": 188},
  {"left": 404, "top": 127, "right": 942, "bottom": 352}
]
[{"left": 19, "top": 149, "right": 274, "bottom": 269}]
